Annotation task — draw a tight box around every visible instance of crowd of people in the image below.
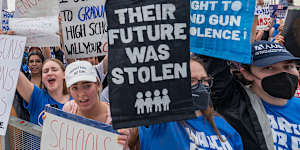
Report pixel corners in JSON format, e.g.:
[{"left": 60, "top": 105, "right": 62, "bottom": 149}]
[{"left": 0, "top": 2, "right": 300, "bottom": 150}]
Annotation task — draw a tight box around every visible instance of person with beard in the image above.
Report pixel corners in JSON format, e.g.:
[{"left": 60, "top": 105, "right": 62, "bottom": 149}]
[{"left": 207, "top": 40, "right": 300, "bottom": 150}]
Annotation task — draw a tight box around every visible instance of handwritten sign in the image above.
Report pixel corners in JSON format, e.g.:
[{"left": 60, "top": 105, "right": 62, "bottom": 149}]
[
  {"left": 41, "top": 106, "right": 123, "bottom": 150},
  {"left": 255, "top": 0, "right": 271, "bottom": 30},
  {"left": 190, "top": 0, "right": 255, "bottom": 64},
  {"left": 2, "top": 11, "right": 14, "bottom": 32},
  {"left": 107, "top": 0, "right": 196, "bottom": 129},
  {"left": 0, "top": 35, "right": 26, "bottom": 136},
  {"left": 15, "top": 0, "right": 59, "bottom": 18},
  {"left": 59, "top": 0, "right": 108, "bottom": 59},
  {"left": 9, "top": 16, "right": 60, "bottom": 47}
]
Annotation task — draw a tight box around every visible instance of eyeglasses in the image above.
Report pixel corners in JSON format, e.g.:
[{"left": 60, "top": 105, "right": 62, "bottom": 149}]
[
  {"left": 29, "top": 59, "right": 42, "bottom": 64},
  {"left": 191, "top": 76, "right": 213, "bottom": 88}
]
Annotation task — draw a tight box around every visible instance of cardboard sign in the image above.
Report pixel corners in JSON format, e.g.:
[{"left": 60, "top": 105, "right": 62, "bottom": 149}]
[
  {"left": 190, "top": 0, "right": 255, "bottom": 64},
  {"left": 15, "top": 0, "right": 59, "bottom": 18},
  {"left": 256, "top": 0, "right": 271, "bottom": 30},
  {"left": 9, "top": 16, "right": 60, "bottom": 47},
  {"left": 2, "top": 11, "right": 14, "bottom": 32},
  {"left": 59, "top": 0, "right": 108, "bottom": 59},
  {"left": 269, "top": 5, "right": 288, "bottom": 19},
  {"left": 41, "top": 106, "right": 123, "bottom": 150},
  {"left": 0, "top": 35, "right": 26, "bottom": 135},
  {"left": 283, "top": 8, "right": 300, "bottom": 57},
  {"left": 107, "top": 0, "right": 196, "bottom": 129}
]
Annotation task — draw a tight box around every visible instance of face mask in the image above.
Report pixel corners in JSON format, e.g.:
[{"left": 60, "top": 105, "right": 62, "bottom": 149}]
[
  {"left": 261, "top": 72, "right": 298, "bottom": 99},
  {"left": 191, "top": 83, "right": 210, "bottom": 110}
]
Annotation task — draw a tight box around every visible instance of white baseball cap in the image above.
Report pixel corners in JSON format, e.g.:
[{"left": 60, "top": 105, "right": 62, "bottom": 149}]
[{"left": 65, "top": 61, "right": 98, "bottom": 88}]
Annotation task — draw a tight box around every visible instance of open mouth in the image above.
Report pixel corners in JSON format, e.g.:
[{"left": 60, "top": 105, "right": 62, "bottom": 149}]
[
  {"left": 79, "top": 99, "right": 89, "bottom": 103},
  {"left": 48, "top": 78, "right": 56, "bottom": 84}
]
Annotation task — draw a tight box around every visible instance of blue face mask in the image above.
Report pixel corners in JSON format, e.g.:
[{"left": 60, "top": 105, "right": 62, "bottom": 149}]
[{"left": 191, "top": 83, "right": 210, "bottom": 111}]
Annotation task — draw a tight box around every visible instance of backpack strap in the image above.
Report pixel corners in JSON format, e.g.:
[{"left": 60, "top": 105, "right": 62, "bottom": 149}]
[{"left": 244, "top": 87, "right": 275, "bottom": 150}]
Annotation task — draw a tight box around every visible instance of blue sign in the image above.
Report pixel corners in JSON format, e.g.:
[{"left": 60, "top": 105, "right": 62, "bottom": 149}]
[{"left": 190, "top": 0, "right": 255, "bottom": 64}]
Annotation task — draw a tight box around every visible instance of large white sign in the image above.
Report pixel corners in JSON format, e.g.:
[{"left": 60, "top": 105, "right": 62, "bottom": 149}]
[
  {"left": 0, "top": 35, "right": 26, "bottom": 135},
  {"left": 15, "top": 0, "right": 59, "bottom": 18},
  {"left": 41, "top": 107, "right": 123, "bottom": 150},
  {"left": 59, "top": 0, "right": 108, "bottom": 59},
  {"left": 9, "top": 16, "right": 60, "bottom": 47}
]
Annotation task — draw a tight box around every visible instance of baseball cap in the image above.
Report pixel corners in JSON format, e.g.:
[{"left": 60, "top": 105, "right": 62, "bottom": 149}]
[
  {"left": 251, "top": 41, "right": 300, "bottom": 67},
  {"left": 65, "top": 61, "right": 98, "bottom": 88}
]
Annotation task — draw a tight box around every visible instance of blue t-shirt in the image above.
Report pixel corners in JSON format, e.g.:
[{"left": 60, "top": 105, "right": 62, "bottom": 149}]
[
  {"left": 262, "top": 97, "right": 300, "bottom": 149},
  {"left": 139, "top": 115, "right": 243, "bottom": 150},
  {"left": 24, "top": 85, "right": 71, "bottom": 125}
]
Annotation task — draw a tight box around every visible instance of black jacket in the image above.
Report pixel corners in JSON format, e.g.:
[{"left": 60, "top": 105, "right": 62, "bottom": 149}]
[{"left": 206, "top": 58, "right": 269, "bottom": 150}]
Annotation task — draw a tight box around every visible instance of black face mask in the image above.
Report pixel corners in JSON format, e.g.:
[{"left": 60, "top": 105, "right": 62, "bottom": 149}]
[
  {"left": 262, "top": 72, "right": 298, "bottom": 99},
  {"left": 191, "top": 83, "right": 210, "bottom": 110}
]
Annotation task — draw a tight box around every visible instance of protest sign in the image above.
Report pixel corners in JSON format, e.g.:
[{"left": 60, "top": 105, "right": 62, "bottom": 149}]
[
  {"left": 0, "top": 35, "right": 26, "bottom": 135},
  {"left": 15, "top": 0, "right": 59, "bottom": 18},
  {"left": 269, "top": 5, "right": 288, "bottom": 19},
  {"left": 9, "top": 16, "right": 60, "bottom": 47},
  {"left": 190, "top": 0, "right": 255, "bottom": 64},
  {"left": 41, "top": 106, "right": 123, "bottom": 150},
  {"left": 2, "top": 10, "right": 14, "bottom": 32},
  {"left": 59, "top": 0, "right": 108, "bottom": 59},
  {"left": 283, "top": 7, "right": 300, "bottom": 57},
  {"left": 107, "top": 0, "right": 196, "bottom": 129},
  {"left": 255, "top": 0, "right": 271, "bottom": 30}
]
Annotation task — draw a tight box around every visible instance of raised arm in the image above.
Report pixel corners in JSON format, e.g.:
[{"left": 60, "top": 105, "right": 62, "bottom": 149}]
[{"left": 16, "top": 72, "right": 34, "bottom": 103}]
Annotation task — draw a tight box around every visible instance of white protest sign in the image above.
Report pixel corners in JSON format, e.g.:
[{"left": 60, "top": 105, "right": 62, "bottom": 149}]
[
  {"left": 0, "top": 35, "right": 26, "bottom": 135},
  {"left": 59, "top": 0, "right": 108, "bottom": 59},
  {"left": 9, "top": 16, "right": 60, "bottom": 47},
  {"left": 15, "top": 0, "right": 59, "bottom": 18},
  {"left": 41, "top": 107, "right": 123, "bottom": 150},
  {"left": 255, "top": 0, "right": 271, "bottom": 30}
]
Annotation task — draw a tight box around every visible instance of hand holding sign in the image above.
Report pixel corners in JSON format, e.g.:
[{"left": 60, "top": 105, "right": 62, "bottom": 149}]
[{"left": 59, "top": 0, "right": 108, "bottom": 59}]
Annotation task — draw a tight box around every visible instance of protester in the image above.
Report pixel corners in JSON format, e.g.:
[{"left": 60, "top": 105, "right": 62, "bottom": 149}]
[
  {"left": 13, "top": 51, "right": 45, "bottom": 121},
  {"left": 136, "top": 55, "right": 243, "bottom": 150},
  {"left": 76, "top": 56, "right": 109, "bottom": 102},
  {"left": 62, "top": 61, "right": 131, "bottom": 149},
  {"left": 207, "top": 40, "right": 300, "bottom": 149},
  {"left": 27, "top": 52, "right": 45, "bottom": 87},
  {"left": 16, "top": 58, "right": 72, "bottom": 125}
]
